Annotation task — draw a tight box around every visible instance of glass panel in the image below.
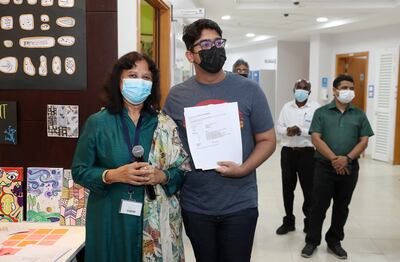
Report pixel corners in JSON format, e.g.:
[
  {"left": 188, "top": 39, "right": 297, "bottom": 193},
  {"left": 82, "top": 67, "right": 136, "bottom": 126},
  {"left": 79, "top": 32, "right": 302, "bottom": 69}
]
[
  {"left": 172, "top": 20, "right": 194, "bottom": 85},
  {"left": 140, "top": 0, "right": 155, "bottom": 60}
]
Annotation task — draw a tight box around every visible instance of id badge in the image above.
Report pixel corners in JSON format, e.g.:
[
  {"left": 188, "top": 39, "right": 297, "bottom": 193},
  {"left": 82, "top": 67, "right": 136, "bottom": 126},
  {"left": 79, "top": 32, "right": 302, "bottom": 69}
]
[{"left": 119, "top": 199, "right": 142, "bottom": 216}]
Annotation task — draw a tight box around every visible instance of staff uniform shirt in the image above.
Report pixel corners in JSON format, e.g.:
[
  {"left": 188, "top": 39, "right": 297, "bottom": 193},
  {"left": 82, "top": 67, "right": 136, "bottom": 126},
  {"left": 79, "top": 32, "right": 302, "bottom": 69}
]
[
  {"left": 309, "top": 100, "right": 374, "bottom": 161},
  {"left": 276, "top": 99, "right": 320, "bottom": 147}
]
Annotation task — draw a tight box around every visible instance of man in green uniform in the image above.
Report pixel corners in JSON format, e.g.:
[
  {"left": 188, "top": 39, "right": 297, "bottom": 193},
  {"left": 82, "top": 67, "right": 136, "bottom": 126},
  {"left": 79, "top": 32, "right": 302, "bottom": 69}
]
[{"left": 301, "top": 75, "right": 374, "bottom": 260}]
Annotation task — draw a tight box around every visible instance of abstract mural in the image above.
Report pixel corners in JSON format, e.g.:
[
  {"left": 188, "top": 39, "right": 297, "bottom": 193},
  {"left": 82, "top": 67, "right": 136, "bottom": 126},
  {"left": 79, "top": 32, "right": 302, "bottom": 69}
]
[
  {"left": 59, "top": 169, "right": 88, "bottom": 226},
  {"left": 27, "top": 167, "right": 63, "bottom": 223},
  {"left": 0, "top": 167, "right": 24, "bottom": 222}
]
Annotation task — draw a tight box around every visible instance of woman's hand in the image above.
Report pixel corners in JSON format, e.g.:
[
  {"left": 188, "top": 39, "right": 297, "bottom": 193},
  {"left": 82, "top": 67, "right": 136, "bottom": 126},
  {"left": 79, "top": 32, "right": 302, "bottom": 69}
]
[
  {"left": 105, "top": 162, "right": 152, "bottom": 185},
  {"left": 141, "top": 166, "right": 168, "bottom": 185}
]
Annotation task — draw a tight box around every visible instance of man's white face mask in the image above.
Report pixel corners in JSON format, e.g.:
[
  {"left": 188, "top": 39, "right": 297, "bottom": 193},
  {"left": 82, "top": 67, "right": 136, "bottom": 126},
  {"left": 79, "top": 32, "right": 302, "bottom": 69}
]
[{"left": 337, "top": 90, "right": 355, "bottom": 104}]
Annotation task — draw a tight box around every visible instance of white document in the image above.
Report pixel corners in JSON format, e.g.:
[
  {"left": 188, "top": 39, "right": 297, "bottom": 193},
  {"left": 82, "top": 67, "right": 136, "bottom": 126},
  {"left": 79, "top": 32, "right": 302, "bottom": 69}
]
[{"left": 184, "top": 102, "right": 242, "bottom": 170}]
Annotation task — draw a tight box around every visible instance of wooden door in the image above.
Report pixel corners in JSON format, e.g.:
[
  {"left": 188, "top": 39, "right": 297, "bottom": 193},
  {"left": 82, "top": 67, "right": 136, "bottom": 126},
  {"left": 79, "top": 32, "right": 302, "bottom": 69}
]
[{"left": 336, "top": 52, "right": 368, "bottom": 111}]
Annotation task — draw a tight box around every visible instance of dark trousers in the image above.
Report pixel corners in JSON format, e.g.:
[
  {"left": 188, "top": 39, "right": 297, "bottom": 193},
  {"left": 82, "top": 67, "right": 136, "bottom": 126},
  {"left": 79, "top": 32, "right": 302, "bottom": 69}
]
[
  {"left": 182, "top": 207, "right": 258, "bottom": 262},
  {"left": 306, "top": 159, "right": 359, "bottom": 246},
  {"left": 280, "top": 146, "right": 315, "bottom": 225}
]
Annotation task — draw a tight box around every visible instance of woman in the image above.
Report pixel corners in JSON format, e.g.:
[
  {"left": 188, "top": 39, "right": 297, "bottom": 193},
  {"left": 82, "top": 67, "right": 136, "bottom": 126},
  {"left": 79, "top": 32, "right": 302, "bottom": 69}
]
[{"left": 72, "top": 52, "right": 189, "bottom": 262}]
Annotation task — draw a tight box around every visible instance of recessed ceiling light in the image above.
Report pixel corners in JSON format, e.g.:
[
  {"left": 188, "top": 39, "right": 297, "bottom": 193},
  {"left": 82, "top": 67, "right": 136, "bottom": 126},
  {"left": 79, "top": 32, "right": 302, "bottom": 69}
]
[
  {"left": 316, "top": 17, "right": 329, "bottom": 23},
  {"left": 253, "top": 35, "right": 272, "bottom": 42},
  {"left": 322, "top": 19, "right": 350, "bottom": 28},
  {"left": 246, "top": 33, "right": 255, "bottom": 38},
  {"left": 221, "top": 15, "right": 231, "bottom": 20}
]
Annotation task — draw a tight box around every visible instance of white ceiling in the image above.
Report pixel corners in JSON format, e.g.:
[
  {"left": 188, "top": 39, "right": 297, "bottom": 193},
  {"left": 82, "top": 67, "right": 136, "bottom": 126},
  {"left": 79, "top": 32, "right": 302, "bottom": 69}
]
[{"left": 172, "top": 0, "right": 400, "bottom": 49}]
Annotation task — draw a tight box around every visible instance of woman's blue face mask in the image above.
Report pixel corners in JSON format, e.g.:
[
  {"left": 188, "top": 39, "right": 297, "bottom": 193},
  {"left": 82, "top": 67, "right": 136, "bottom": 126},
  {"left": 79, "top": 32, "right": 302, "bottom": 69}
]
[{"left": 121, "top": 78, "right": 152, "bottom": 105}]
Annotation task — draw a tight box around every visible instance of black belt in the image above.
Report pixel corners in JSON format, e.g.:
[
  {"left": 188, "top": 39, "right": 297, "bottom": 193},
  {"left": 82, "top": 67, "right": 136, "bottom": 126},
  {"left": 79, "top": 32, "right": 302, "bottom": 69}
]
[{"left": 284, "top": 146, "right": 314, "bottom": 151}]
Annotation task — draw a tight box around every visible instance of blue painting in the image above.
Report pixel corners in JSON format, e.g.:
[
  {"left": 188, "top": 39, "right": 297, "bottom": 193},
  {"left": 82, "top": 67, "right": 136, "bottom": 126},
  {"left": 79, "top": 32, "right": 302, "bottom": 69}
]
[
  {"left": 0, "top": 101, "right": 17, "bottom": 145},
  {"left": 27, "top": 167, "right": 63, "bottom": 222}
]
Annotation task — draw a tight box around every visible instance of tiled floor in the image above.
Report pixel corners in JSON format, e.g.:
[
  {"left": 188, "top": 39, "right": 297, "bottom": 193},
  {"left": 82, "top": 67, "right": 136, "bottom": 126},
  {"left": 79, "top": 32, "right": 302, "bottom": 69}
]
[{"left": 183, "top": 149, "right": 400, "bottom": 261}]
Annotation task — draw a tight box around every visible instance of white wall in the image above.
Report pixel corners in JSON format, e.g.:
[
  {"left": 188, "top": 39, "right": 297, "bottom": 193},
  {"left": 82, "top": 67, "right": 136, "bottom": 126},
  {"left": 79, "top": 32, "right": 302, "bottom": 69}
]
[
  {"left": 310, "top": 23, "right": 400, "bottom": 156},
  {"left": 225, "top": 42, "right": 278, "bottom": 72},
  {"left": 117, "top": 0, "right": 138, "bottom": 57},
  {"left": 276, "top": 41, "right": 310, "bottom": 120},
  {"left": 309, "top": 34, "right": 333, "bottom": 104},
  {"left": 331, "top": 23, "right": 400, "bottom": 126},
  {"left": 118, "top": 1, "right": 178, "bottom": 86},
  {"left": 331, "top": 23, "right": 400, "bottom": 110},
  {"left": 226, "top": 41, "right": 309, "bottom": 120}
]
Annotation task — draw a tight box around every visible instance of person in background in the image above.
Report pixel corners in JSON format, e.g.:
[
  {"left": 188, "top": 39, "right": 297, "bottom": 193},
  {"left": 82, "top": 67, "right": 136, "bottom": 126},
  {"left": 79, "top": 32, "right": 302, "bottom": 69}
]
[
  {"left": 72, "top": 51, "right": 189, "bottom": 262},
  {"left": 276, "top": 79, "right": 320, "bottom": 235},
  {"left": 301, "top": 74, "right": 374, "bottom": 260},
  {"left": 164, "top": 19, "right": 276, "bottom": 262},
  {"left": 232, "top": 58, "right": 250, "bottom": 77}
]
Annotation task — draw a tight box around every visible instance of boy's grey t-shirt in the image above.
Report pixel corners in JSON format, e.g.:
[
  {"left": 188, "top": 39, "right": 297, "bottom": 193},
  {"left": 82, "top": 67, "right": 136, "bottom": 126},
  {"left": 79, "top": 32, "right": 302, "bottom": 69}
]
[{"left": 164, "top": 72, "right": 274, "bottom": 215}]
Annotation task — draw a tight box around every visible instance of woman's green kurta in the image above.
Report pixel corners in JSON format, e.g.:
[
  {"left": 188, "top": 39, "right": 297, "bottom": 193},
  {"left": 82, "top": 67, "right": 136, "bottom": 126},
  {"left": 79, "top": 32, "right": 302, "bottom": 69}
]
[{"left": 72, "top": 109, "right": 184, "bottom": 262}]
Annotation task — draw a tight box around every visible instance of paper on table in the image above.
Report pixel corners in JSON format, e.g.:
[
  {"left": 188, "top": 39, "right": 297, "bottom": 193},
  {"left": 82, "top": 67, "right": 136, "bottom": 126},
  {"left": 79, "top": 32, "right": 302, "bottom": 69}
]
[
  {"left": 12, "top": 245, "right": 71, "bottom": 262},
  {"left": 0, "top": 226, "right": 30, "bottom": 242},
  {"left": 184, "top": 102, "right": 242, "bottom": 170}
]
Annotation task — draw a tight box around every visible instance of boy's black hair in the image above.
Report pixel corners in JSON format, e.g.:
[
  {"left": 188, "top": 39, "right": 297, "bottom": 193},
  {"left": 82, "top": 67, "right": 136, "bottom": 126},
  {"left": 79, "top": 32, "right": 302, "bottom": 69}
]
[{"left": 182, "top": 19, "right": 223, "bottom": 50}]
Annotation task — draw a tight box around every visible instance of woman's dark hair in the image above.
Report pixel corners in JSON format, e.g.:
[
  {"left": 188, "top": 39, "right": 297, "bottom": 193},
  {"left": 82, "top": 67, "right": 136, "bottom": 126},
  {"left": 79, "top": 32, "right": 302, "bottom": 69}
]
[
  {"left": 333, "top": 74, "right": 354, "bottom": 88},
  {"left": 182, "top": 19, "right": 223, "bottom": 50},
  {"left": 103, "top": 51, "right": 160, "bottom": 115}
]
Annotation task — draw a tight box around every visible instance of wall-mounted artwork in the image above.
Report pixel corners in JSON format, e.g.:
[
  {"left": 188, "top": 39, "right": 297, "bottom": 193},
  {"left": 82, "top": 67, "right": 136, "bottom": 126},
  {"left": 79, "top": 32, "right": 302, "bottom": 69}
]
[
  {"left": 47, "top": 104, "right": 78, "bottom": 138},
  {"left": 59, "top": 169, "right": 88, "bottom": 226},
  {"left": 0, "top": 101, "right": 17, "bottom": 145},
  {"left": 27, "top": 167, "right": 63, "bottom": 222},
  {"left": 0, "top": 167, "right": 24, "bottom": 222},
  {"left": 0, "top": 0, "right": 86, "bottom": 90}
]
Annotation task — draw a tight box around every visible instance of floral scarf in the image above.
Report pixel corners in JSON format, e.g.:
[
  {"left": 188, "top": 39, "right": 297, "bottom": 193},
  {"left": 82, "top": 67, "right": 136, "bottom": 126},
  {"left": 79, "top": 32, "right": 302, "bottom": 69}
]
[{"left": 142, "top": 112, "right": 190, "bottom": 262}]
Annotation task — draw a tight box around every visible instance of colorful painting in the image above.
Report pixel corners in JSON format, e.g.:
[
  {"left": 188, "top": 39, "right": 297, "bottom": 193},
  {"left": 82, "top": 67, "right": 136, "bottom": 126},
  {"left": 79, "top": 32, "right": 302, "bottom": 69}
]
[
  {"left": 27, "top": 167, "right": 63, "bottom": 222},
  {"left": 47, "top": 104, "right": 79, "bottom": 138},
  {"left": 0, "top": 101, "right": 17, "bottom": 145},
  {"left": 59, "top": 169, "right": 88, "bottom": 226},
  {"left": 0, "top": 167, "right": 24, "bottom": 222}
]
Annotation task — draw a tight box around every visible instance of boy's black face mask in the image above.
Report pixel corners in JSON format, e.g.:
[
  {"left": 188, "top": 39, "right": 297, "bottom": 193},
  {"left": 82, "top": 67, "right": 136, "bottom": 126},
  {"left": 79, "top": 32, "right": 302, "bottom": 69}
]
[{"left": 197, "top": 46, "right": 226, "bottom": 74}]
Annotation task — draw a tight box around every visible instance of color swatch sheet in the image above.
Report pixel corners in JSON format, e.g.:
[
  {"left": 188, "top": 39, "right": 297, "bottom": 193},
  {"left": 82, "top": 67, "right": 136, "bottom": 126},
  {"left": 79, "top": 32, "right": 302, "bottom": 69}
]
[{"left": 0, "top": 228, "right": 69, "bottom": 256}]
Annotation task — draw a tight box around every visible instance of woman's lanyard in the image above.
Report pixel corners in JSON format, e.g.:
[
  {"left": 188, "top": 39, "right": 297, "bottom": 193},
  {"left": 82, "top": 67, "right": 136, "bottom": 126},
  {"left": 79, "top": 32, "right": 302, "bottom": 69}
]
[{"left": 120, "top": 113, "right": 143, "bottom": 198}]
